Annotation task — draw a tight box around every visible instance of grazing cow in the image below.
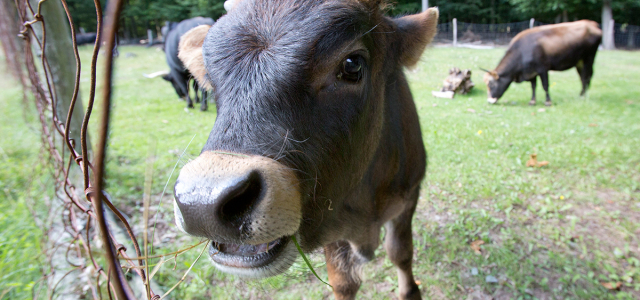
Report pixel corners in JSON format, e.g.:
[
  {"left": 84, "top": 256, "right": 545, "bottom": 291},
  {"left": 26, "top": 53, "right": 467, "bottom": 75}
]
[
  {"left": 164, "top": 17, "right": 215, "bottom": 110},
  {"left": 174, "top": 1, "right": 438, "bottom": 299},
  {"left": 483, "top": 20, "right": 602, "bottom": 106}
]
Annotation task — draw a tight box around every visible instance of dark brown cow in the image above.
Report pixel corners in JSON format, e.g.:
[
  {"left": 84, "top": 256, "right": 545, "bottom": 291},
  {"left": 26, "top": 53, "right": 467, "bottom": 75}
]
[
  {"left": 174, "top": 1, "right": 438, "bottom": 299},
  {"left": 483, "top": 20, "right": 602, "bottom": 106}
]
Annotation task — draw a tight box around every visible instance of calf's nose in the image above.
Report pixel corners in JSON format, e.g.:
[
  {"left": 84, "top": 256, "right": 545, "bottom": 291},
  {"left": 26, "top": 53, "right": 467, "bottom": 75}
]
[
  {"left": 174, "top": 169, "right": 263, "bottom": 241},
  {"left": 173, "top": 152, "right": 302, "bottom": 245}
]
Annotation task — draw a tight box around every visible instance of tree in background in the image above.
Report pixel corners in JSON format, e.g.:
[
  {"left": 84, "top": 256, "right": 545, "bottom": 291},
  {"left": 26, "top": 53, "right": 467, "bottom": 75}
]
[
  {"left": 65, "top": 0, "right": 640, "bottom": 40},
  {"left": 508, "top": 0, "right": 640, "bottom": 24},
  {"left": 392, "top": 0, "right": 527, "bottom": 24}
]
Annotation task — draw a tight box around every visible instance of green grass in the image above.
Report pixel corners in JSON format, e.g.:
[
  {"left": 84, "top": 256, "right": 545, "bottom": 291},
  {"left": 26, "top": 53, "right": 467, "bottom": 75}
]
[
  {"left": 0, "top": 58, "right": 50, "bottom": 298},
  {"left": 1, "top": 45, "right": 639, "bottom": 299}
]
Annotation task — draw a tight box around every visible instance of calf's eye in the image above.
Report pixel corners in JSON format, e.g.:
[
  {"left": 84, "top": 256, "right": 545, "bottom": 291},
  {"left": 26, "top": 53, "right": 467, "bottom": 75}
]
[{"left": 339, "top": 55, "right": 364, "bottom": 82}]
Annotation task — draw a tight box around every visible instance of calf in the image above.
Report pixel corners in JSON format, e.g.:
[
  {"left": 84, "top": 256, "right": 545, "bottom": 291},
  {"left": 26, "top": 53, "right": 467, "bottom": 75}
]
[
  {"left": 164, "top": 17, "right": 215, "bottom": 110},
  {"left": 175, "top": 1, "right": 438, "bottom": 299},
  {"left": 483, "top": 20, "right": 602, "bottom": 106}
]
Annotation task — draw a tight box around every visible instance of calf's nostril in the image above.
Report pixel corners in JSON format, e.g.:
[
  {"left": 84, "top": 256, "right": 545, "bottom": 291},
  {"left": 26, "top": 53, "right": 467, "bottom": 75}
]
[{"left": 218, "top": 170, "right": 263, "bottom": 227}]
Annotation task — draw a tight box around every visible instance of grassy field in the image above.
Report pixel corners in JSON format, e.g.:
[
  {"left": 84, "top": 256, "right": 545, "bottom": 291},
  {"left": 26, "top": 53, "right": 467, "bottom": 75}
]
[{"left": 1, "top": 44, "right": 639, "bottom": 299}]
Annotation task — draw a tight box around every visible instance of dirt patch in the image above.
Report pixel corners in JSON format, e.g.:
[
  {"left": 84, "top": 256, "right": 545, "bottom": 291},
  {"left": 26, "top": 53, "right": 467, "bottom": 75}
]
[{"left": 415, "top": 186, "right": 640, "bottom": 298}]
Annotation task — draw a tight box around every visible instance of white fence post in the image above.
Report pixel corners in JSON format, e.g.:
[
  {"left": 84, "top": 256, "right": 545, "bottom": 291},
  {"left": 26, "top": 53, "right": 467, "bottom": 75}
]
[
  {"left": 453, "top": 18, "right": 457, "bottom": 47},
  {"left": 530, "top": 18, "right": 535, "bottom": 29},
  {"left": 147, "top": 29, "right": 153, "bottom": 47},
  {"left": 422, "top": 0, "right": 429, "bottom": 12},
  {"left": 609, "top": 19, "right": 616, "bottom": 49}
]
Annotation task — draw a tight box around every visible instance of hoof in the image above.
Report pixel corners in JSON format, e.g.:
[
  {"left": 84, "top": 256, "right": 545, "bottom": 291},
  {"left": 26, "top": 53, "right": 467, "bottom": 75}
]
[
  {"left": 529, "top": 100, "right": 536, "bottom": 106},
  {"left": 487, "top": 98, "right": 498, "bottom": 104},
  {"left": 545, "top": 101, "right": 552, "bottom": 107}
]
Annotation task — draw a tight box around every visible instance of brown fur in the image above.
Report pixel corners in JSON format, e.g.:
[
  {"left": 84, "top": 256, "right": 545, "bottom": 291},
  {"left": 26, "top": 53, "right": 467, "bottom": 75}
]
[{"left": 397, "top": 8, "right": 439, "bottom": 67}]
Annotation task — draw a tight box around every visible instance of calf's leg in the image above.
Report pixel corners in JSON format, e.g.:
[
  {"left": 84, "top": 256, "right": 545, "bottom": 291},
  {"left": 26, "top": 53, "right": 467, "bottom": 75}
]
[
  {"left": 539, "top": 71, "right": 552, "bottom": 106},
  {"left": 576, "top": 60, "right": 585, "bottom": 95},
  {"left": 580, "top": 53, "right": 596, "bottom": 96},
  {"left": 529, "top": 77, "right": 537, "bottom": 106},
  {"left": 325, "top": 241, "right": 362, "bottom": 300},
  {"left": 384, "top": 189, "right": 421, "bottom": 300},
  {"left": 192, "top": 80, "right": 200, "bottom": 104},
  {"left": 201, "top": 90, "right": 208, "bottom": 111}
]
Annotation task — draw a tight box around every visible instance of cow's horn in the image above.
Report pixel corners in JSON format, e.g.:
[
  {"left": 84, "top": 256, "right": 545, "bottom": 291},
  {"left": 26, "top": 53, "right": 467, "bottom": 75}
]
[
  {"left": 143, "top": 70, "right": 170, "bottom": 78},
  {"left": 479, "top": 67, "right": 491, "bottom": 73}
]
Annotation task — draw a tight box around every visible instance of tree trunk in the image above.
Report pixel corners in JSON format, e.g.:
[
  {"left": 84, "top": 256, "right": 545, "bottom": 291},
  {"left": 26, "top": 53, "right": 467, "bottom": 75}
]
[
  {"left": 28, "top": 0, "right": 90, "bottom": 297},
  {"left": 29, "top": 0, "right": 87, "bottom": 142},
  {"left": 490, "top": 0, "right": 495, "bottom": 24},
  {"left": 0, "top": 0, "right": 25, "bottom": 82},
  {"left": 602, "top": 0, "right": 614, "bottom": 49}
]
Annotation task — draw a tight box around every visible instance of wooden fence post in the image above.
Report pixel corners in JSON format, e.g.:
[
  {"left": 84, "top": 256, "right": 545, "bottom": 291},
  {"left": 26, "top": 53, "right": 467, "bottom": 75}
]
[{"left": 530, "top": 18, "right": 535, "bottom": 29}]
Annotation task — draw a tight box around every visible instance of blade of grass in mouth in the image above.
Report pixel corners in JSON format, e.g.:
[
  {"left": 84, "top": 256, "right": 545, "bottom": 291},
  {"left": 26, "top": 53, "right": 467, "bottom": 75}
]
[{"left": 291, "top": 236, "right": 332, "bottom": 288}]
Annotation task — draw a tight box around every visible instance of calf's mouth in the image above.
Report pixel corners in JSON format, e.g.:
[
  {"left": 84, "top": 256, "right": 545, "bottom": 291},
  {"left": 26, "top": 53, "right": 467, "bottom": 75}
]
[
  {"left": 208, "top": 236, "right": 298, "bottom": 277},
  {"left": 173, "top": 152, "right": 302, "bottom": 278}
]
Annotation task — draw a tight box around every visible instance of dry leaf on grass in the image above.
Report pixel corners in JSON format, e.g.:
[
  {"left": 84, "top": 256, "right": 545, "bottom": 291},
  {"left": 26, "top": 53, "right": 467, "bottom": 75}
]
[
  {"left": 626, "top": 100, "right": 633, "bottom": 104},
  {"left": 526, "top": 154, "right": 549, "bottom": 168},
  {"left": 415, "top": 280, "right": 421, "bottom": 285},
  {"left": 536, "top": 161, "right": 549, "bottom": 167},
  {"left": 470, "top": 240, "right": 485, "bottom": 254},
  {"left": 467, "top": 108, "right": 476, "bottom": 113},
  {"left": 589, "top": 123, "right": 599, "bottom": 127},
  {"left": 601, "top": 282, "right": 622, "bottom": 290}
]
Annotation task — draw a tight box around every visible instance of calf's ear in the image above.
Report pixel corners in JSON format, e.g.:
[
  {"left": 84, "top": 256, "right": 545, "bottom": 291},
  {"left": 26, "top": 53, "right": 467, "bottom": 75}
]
[
  {"left": 178, "top": 25, "right": 213, "bottom": 91},
  {"left": 394, "top": 7, "right": 439, "bottom": 67}
]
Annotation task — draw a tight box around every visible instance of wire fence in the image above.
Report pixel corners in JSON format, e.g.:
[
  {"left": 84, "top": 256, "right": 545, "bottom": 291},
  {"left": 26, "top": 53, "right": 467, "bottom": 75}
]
[
  {"left": 0, "top": 0, "right": 187, "bottom": 299},
  {"left": 614, "top": 23, "right": 640, "bottom": 49},
  {"left": 434, "top": 19, "right": 640, "bottom": 49}
]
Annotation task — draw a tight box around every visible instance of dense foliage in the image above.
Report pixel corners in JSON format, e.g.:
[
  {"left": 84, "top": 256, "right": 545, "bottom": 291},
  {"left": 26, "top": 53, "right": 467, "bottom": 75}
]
[{"left": 65, "top": 0, "right": 640, "bottom": 39}]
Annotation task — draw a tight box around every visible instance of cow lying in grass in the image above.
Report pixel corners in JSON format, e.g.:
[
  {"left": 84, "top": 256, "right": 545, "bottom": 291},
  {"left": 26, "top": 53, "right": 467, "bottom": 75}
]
[
  {"left": 174, "top": 1, "right": 438, "bottom": 299},
  {"left": 483, "top": 20, "right": 602, "bottom": 106}
]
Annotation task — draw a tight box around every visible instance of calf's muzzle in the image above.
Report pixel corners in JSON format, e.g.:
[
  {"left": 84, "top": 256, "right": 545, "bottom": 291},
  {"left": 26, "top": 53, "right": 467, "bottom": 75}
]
[{"left": 173, "top": 152, "right": 302, "bottom": 246}]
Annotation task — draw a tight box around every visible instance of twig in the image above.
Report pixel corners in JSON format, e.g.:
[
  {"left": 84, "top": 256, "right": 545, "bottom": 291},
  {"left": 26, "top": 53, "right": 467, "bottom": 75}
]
[
  {"left": 150, "top": 134, "right": 196, "bottom": 254},
  {"left": 159, "top": 241, "right": 210, "bottom": 300},
  {"left": 143, "top": 140, "right": 157, "bottom": 300},
  {"left": 122, "top": 240, "right": 207, "bottom": 261}
]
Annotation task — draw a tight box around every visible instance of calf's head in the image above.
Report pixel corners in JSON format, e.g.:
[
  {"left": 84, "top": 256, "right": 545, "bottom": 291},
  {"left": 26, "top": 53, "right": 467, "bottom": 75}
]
[
  {"left": 483, "top": 70, "right": 511, "bottom": 104},
  {"left": 161, "top": 73, "right": 186, "bottom": 99},
  {"left": 174, "top": 0, "right": 438, "bottom": 278}
]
